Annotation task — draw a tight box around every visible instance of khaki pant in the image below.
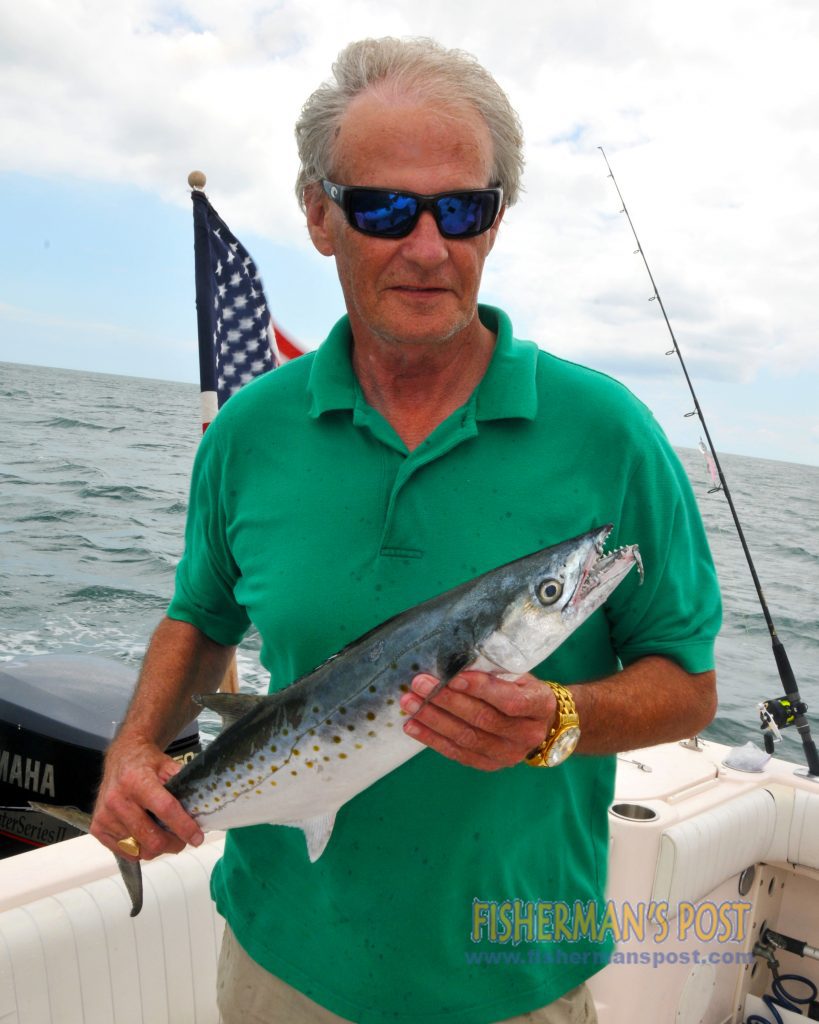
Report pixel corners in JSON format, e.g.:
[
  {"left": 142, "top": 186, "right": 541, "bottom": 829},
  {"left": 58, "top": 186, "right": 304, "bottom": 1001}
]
[{"left": 217, "top": 925, "right": 598, "bottom": 1024}]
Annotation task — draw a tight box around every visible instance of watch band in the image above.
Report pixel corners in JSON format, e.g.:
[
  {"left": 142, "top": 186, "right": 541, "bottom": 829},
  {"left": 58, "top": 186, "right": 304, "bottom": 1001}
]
[{"left": 524, "top": 681, "right": 581, "bottom": 767}]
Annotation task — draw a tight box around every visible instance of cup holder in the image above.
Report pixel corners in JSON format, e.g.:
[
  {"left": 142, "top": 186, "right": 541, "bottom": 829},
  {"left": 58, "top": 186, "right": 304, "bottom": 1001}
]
[{"left": 609, "top": 802, "right": 658, "bottom": 822}]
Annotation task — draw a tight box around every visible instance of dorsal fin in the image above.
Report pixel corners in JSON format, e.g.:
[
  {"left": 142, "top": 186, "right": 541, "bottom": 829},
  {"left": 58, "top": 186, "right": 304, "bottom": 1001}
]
[{"left": 192, "top": 692, "right": 269, "bottom": 732}]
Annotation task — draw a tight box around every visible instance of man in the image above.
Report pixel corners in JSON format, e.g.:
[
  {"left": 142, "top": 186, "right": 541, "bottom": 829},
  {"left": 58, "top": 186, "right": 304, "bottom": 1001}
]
[{"left": 91, "top": 37, "right": 721, "bottom": 1024}]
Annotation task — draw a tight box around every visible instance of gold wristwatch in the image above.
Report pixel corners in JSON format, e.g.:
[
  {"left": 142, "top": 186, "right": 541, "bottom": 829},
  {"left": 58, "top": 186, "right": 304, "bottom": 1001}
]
[{"left": 525, "top": 681, "right": 581, "bottom": 767}]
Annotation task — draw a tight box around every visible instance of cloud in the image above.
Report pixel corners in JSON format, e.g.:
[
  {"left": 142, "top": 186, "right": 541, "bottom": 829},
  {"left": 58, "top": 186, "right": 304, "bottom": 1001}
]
[{"left": 1, "top": 0, "right": 817, "bottom": 461}]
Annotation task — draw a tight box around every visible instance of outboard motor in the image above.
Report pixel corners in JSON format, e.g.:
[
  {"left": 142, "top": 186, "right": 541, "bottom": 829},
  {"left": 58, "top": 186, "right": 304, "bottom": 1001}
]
[{"left": 0, "top": 654, "right": 200, "bottom": 856}]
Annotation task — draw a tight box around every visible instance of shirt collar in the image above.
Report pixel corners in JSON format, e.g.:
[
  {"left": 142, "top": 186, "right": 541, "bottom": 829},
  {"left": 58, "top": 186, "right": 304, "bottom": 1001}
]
[
  {"left": 307, "top": 304, "right": 538, "bottom": 422},
  {"left": 307, "top": 315, "right": 357, "bottom": 418},
  {"left": 473, "top": 305, "right": 538, "bottom": 422}
]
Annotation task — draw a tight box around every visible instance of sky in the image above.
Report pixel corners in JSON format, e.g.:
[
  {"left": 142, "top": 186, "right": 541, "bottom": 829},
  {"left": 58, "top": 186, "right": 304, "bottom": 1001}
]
[{"left": 1, "top": 0, "right": 818, "bottom": 466}]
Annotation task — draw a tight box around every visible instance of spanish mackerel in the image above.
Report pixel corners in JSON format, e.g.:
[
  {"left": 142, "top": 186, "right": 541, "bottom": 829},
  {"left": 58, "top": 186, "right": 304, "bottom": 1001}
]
[{"left": 34, "top": 524, "right": 641, "bottom": 915}]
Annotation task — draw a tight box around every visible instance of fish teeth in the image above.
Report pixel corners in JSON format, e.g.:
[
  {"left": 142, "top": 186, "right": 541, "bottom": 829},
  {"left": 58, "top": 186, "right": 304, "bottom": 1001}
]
[{"left": 579, "top": 542, "right": 641, "bottom": 598}]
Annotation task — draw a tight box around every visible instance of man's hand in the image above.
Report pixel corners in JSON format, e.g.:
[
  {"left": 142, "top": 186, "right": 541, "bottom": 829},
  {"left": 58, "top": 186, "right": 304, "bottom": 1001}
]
[
  {"left": 89, "top": 616, "right": 234, "bottom": 860},
  {"left": 400, "top": 671, "right": 556, "bottom": 770},
  {"left": 90, "top": 735, "right": 204, "bottom": 861},
  {"left": 400, "top": 656, "right": 717, "bottom": 769}
]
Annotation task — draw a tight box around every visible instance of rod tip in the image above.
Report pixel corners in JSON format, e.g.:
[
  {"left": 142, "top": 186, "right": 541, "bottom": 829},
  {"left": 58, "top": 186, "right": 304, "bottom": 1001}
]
[{"left": 188, "top": 170, "right": 207, "bottom": 190}]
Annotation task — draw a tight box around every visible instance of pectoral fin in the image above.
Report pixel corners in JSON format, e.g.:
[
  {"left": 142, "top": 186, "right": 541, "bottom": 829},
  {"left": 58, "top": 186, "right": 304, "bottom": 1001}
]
[{"left": 404, "top": 654, "right": 470, "bottom": 721}]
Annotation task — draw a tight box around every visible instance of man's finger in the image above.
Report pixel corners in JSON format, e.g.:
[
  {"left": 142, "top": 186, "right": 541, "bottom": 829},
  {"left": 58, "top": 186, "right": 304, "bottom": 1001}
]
[
  {"left": 410, "top": 671, "right": 555, "bottom": 724},
  {"left": 403, "top": 714, "right": 513, "bottom": 771},
  {"left": 92, "top": 755, "right": 204, "bottom": 858},
  {"left": 145, "top": 786, "right": 204, "bottom": 849},
  {"left": 401, "top": 685, "right": 545, "bottom": 752}
]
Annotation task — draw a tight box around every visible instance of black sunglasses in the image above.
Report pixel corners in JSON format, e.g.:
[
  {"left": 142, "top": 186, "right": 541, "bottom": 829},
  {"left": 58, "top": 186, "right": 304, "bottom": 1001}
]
[{"left": 322, "top": 180, "right": 503, "bottom": 239}]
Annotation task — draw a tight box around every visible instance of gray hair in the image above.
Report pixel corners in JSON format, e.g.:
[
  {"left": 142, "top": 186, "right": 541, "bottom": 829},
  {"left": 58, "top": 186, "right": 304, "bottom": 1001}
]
[{"left": 295, "top": 37, "right": 524, "bottom": 210}]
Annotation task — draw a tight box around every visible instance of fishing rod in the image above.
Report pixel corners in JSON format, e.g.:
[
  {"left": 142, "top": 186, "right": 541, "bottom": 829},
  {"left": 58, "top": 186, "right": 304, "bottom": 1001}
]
[{"left": 598, "top": 146, "right": 819, "bottom": 778}]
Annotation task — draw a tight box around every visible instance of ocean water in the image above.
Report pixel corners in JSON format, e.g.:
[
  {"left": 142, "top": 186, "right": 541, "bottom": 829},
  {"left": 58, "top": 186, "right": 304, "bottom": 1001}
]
[{"left": 1, "top": 360, "right": 817, "bottom": 759}]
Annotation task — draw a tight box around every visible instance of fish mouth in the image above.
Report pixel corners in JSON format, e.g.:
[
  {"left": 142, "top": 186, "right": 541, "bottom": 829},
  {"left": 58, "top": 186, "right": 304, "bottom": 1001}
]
[{"left": 570, "top": 526, "right": 643, "bottom": 608}]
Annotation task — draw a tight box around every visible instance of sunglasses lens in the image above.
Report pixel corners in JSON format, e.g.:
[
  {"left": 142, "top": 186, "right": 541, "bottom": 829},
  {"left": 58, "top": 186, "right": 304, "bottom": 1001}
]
[
  {"left": 350, "top": 191, "right": 419, "bottom": 237},
  {"left": 341, "top": 187, "right": 499, "bottom": 238},
  {"left": 435, "top": 192, "right": 497, "bottom": 237}
]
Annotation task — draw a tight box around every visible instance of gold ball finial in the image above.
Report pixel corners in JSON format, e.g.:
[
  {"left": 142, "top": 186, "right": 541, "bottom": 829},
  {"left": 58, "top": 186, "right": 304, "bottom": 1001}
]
[{"left": 188, "top": 170, "right": 207, "bottom": 190}]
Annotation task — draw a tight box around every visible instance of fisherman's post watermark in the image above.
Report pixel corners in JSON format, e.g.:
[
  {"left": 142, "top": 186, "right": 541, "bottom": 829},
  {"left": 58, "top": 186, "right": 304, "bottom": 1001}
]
[{"left": 464, "top": 898, "right": 755, "bottom": 970}]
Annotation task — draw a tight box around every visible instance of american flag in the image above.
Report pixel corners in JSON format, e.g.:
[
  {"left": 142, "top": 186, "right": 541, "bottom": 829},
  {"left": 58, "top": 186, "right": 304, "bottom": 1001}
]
[{"left": 191, "top": 187, "right": 301, "bottom": 429}]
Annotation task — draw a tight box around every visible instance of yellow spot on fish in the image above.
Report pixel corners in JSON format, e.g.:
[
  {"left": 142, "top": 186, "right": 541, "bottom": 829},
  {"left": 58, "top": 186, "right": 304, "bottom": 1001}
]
[
  {"left": 291, "top": 770, "right": 298, "bottom": 776},
  {"left": 256, "top": 789, "right": 262, "bottom": 795},
  {"left": 270, "top": 780, "right": 277, "bottom": 787},
  {"left": 313, "top": 745, "right": 320, "bottom": 752},
  {"left": 270, "top": 745, "right": 277, "bottom": 753},
  {"left": 368, "top": 686, "right": 376, "bottom": 693},
  {"left": 386, "top": 698, "right": 395, "bottom": 705},
  {"left": 366, "top": 712, "right": 375, "bottom": 721},
  {"left": 368, "top": 730, "right": 376, "bottom": 737},
  {"left": 323, "top": 756, "right": 331, "bottom": 762},
  {"left": 339, "top": 753, "right": 347, "bottom": 759},
  {"left": 226, "top": 781, "right": 232, "bottom": 788},
  {"left": 355, "top": 744, "right": 363, "bottom": 750},
  {"left": 400, "top": 684, "right": 409, "bottom": 693},
  {"left": 333, "top": 736, "right": 342, "bottom": 744},
  {"left": 294, "top": 748, "right": 301, "bottom": 756},
  {"left": 270, "top": 766, "right": 278, "bottom": 774},
  {"left": 306, "top": 760, "right": 314, "bottom": 768},
  {"left": 347, "top": 724, "right": 355, "bottom": 731}
]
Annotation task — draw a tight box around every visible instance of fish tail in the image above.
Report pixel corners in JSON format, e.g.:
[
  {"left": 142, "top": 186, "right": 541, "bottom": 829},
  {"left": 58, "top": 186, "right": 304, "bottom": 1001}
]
[
  {"left": 114, "top": 853, "right": 144, "bottom": 916},
  {"left": 29, "top": 801, "right": 144, "bottom": 916}
]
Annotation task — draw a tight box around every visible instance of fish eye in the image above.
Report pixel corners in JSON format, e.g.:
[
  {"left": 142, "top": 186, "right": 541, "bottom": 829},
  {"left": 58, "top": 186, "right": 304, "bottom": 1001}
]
[{"left": 536, "top": 579, "right": 563, "bottom": 606}]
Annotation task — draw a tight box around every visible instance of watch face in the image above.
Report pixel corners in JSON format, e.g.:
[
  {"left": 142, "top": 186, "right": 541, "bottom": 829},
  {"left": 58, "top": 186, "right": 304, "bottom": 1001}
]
[{"left": 546, "top": 727, "right": 581, "bottom": 767}]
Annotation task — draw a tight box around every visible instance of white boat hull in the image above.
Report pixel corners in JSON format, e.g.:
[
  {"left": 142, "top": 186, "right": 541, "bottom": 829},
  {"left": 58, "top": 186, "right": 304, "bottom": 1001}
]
[
  {"left": 590, "top": 739, "right": 819, "bottom": 1023},
  {"left": 0, "top": 833, "right": 226, "bottom": 1023},
  {"left": 2, "top": 738, "right": 818, "bottom": 1023}
]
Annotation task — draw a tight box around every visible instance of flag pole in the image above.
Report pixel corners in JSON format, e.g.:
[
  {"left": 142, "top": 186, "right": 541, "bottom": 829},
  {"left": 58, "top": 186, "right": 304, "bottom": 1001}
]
[
  {"left": 188, "top": 170, "right": 219, "bottom": 432},
  {"left": 188, "top": 169, "right": 239, "bottom": 694}
]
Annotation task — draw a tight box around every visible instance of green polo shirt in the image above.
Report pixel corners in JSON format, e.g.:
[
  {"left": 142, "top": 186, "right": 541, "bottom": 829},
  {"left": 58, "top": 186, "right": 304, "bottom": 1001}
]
[{"left": 168, "top": 305, "right": 721, "bottom": 1023}]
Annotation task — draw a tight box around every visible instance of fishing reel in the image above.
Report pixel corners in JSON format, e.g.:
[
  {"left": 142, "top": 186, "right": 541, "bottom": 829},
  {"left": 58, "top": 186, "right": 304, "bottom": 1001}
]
[{"left": 758, "top": 696, "right": 809, "bottom": 755}]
